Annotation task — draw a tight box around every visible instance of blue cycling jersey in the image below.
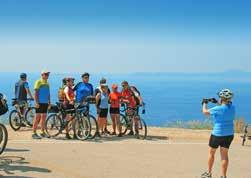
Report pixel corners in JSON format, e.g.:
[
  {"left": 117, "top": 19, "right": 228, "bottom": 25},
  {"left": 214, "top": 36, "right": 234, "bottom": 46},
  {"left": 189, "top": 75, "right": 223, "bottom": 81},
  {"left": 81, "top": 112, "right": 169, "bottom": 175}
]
[
  {"left": 74, "top": 82, "right": 93, "bottom": 103},
  {"left": 209, "top": 103, "right": 235, "bottom": 136}
]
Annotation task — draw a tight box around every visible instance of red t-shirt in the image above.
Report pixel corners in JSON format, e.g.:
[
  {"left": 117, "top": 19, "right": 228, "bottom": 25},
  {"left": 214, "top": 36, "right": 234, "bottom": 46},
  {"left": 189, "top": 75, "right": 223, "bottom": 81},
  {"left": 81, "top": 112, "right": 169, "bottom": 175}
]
[
  {"left": 109, "top": 91, "right": 121, "bottom": 108},
  {"left": 121, "top": 89, "right": 137, "bottom": 108}
]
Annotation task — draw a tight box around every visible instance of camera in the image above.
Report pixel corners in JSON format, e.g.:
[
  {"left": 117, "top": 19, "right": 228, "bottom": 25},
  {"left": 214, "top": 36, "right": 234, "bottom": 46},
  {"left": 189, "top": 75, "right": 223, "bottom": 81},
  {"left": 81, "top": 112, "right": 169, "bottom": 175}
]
[{"left": 202, "top": 98, "right": 218, "bottom": 105}]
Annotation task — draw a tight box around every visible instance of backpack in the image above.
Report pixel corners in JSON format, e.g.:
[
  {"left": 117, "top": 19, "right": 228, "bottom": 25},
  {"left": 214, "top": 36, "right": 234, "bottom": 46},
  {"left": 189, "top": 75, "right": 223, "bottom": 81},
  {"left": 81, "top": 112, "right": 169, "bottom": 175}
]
[
  {"left": 58, "top": 79, "right": 67, "bottom": 102},
  {"left": 130, "top": 86, "right": 141, "bottom": 105},
  {"left": 58, "top": 87, "right": 65, "bottom": 102},
  {"left": 0, "top": 93, "right": 8, "bottom": 115}
]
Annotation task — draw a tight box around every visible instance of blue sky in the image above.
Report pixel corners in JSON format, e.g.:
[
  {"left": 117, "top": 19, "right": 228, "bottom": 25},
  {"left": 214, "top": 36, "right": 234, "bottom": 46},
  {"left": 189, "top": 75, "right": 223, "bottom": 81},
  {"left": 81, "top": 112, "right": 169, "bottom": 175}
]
[{"left": 0, "top": 0, "right": 250, "bottom": 73}]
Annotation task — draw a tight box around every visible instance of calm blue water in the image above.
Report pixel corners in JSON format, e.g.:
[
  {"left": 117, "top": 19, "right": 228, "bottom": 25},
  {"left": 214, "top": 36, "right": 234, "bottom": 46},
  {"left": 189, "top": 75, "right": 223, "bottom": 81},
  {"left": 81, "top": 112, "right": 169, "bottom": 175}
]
[{"left": 0, "top": 72, "right": 251, "bottom": 126}]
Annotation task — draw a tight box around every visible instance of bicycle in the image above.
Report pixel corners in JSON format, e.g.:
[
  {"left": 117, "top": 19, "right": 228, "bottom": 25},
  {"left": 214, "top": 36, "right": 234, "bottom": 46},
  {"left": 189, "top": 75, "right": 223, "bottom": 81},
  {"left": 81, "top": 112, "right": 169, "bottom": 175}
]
[
  {"left": 9, "top": 98, "right": 36, "bottom": 131},
  {"left": 241, "top": 124, "right": 251, "bottom": 146},
  {"left": 120, "top": 103, "right": 147, "bottom": 140},
  {"left": 45, "top": 102, "right": 91, "bottom": 141},
  {"left": 0, "top": 123, "right": 8, "bottom": 155},
  {"left": 79, "top": 103, "right": 98, "bottom": 140}
]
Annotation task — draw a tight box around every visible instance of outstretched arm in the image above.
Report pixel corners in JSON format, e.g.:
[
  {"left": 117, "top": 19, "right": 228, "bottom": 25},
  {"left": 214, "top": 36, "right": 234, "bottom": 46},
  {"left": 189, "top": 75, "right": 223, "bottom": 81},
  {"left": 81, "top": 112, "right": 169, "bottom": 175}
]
[{"left": 202, "top": 103, "right": 210, "bottom": 116}]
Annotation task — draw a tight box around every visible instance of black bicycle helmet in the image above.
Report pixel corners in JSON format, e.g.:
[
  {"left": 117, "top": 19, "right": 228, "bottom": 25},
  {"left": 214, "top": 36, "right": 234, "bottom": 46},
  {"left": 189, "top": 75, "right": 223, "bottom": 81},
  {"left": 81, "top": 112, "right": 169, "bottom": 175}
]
[{"left": 20, "top": 73, "right": 27, "bottom": 79}]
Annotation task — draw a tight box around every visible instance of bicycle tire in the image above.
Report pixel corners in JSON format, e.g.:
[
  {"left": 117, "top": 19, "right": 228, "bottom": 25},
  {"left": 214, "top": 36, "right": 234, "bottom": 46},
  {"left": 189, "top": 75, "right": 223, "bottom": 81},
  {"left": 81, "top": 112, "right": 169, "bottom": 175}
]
[
  {"left": 137, "top": 119, "right": 147, "bottom": 140},
  {"left": 9, "top": 110, "right": 22, "bottom": 131},
  {"left": 88, "top": 115, "right": 98, "bottom": 139},
  {"left": 73, "top": 116, "right": 91, "bottom": 141},
  {"left": 0, "top": 123, "right": 8, "bottom": 155},
  {"left": 24, "top": 107, "right": 36, "bottom": 127},
  {"left": 120, "top": 114, "right": 129, "bottom": 136},
  {"left": 45, "top": 114, "right": 62, "bottom": 138}
]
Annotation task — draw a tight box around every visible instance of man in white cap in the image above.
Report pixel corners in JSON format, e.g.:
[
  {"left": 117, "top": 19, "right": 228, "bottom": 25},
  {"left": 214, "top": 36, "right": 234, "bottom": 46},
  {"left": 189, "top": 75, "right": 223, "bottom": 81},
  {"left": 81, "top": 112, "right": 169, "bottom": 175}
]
[{"left": 32, "top": 69, "right": 51, "bottom": 139}]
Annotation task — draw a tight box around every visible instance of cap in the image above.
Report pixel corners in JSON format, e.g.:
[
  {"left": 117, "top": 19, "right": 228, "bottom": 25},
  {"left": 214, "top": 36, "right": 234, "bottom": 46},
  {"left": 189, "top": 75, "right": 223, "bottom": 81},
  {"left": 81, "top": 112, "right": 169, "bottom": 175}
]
[
  {"left": 100, "top": 78, "right": 107, "bottom": 84},
  {"left": 41, "top": 69, "right": 50, "bottom": 75},
  {"left": 100, "top": 83, "right": 108, "bottom": 88},
  {"left": 65, "top": 77, "right": 75, "bottom": 82}
]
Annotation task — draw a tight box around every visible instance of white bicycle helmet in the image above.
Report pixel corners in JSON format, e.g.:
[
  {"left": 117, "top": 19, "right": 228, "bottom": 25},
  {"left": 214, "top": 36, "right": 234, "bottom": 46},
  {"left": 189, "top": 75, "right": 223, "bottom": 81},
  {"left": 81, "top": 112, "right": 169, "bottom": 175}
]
[{"left": 218, "top": 89, "right": 234, "bottom": 100}]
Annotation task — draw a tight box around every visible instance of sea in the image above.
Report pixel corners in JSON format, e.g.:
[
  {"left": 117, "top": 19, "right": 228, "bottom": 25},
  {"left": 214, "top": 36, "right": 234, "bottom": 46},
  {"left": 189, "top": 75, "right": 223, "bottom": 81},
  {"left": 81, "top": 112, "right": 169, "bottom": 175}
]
[{"left": 0, "top": 72, "right": 250, "bottom": 127}]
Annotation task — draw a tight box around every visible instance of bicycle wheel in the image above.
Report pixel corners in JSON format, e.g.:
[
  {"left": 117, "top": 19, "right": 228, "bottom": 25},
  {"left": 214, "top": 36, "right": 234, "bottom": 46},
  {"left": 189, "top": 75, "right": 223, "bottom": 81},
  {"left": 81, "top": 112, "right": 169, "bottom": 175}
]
[
  {"left": 45, "top": 114, "right": 62, "bottom": 138},
  {"left": 25, "top": 107, "right": 36, "bottom": 127},
  {"left": 0, "top": 123, "right": 8, "bottom": 155},
  {"left": 9, "top": 110, "right": 22, "bottom": 131},
  {"left": 67, "top": 120, "right": 75, "bottom": 139},
  {"left": 88, "top": 115, "right": 98, "bottom": 139},
  {"left": 136, "top": 118, "right": 147, "bottom": 140},
  {"left": 73, "top": 116, "right": 91, "bottom": 141},
  {"left": 120, "top": 114, "right": 129, "bottom": 135}
]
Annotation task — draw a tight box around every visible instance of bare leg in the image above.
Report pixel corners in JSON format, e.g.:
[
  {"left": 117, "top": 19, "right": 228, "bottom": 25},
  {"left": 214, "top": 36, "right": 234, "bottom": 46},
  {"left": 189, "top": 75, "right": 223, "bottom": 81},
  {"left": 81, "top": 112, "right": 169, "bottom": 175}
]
[
  {"left": 115, "top": 114, "right": 121, "bottom": 134},
  {"left": 208, "top": 147, "right": 216, "bottom": 175},
  {"left": 40, "top": 113, "right": 47, "bottom": 133},
  {"left": 98, "top": 117, "right": 102, "bottom": 133},
  {"left": 111, "top": 114, "right": 116, "bottom": 133},
  {"left": 33, "top": 114, "right": 41, "bottom": 133},
  {"left": 220, "top": 147, "right": 229, "bottom": 177}
]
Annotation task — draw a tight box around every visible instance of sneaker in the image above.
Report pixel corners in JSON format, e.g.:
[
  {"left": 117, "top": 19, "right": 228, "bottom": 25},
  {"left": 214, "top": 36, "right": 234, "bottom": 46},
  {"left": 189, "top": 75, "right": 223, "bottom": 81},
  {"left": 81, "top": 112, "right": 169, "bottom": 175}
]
[
  {"left": 104, "top": 129, "right": 111, "bottom": 135},
  {"left": 65, "top": 133, "right": 71, "bottom": 139},
  {"left": 73, "top": 134, "right": 78, "bottom": 139},
  {"left": 21, "top": 123, "right": 26, "bottom": 127},
  {"left": 40, "top": 132, "right": 49, "bottom": 138},
  {"left": 96, "top": 132, "right": 101, "bottom": 138},
  {"left": 117, "top": 133, "right": 123, "bottom": 137},
  {"left": 135, "top": 133, "right": 140, "bottom": 139},
  {"left": 127, "top": 131, "right": 134, "bottom": 136},
  {"left": 111, "top": 132, "right": 116, "bottom": 136},
  {"left": 32, "top": 133, "right": 41, "bottom": 140},
  {"left": 201, "top": 172, "right": 212, "bottom": 178}
]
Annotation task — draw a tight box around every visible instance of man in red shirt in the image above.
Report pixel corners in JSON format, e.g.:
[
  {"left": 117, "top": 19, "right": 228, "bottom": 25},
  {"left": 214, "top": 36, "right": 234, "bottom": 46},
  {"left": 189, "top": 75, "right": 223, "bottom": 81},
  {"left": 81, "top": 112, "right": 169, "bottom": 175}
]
[{"left": 121, "top": 81, "right": 143, "bottom": 136}]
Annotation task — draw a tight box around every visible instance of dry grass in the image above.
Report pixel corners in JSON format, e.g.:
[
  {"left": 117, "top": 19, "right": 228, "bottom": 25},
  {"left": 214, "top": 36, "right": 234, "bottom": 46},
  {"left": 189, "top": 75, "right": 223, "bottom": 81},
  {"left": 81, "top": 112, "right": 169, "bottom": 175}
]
[{"left": 234, "top": 118, "right": 246, "bottom": 133}]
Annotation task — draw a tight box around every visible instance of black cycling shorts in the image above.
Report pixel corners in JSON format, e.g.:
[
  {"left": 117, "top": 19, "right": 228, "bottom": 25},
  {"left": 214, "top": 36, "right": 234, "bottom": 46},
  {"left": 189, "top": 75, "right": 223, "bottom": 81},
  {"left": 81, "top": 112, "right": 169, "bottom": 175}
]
[
  {"left": 36, "top": 104, "right": 49, "bottom": 114},
  {"left": 98, "top": 108, "right": 108, "bottom": 118},
  {"left": 110, "top": 108, "right": 120, "bottom": 114},
  {"left": 209, "top": 135, "right": 234, "bottom": 149}
]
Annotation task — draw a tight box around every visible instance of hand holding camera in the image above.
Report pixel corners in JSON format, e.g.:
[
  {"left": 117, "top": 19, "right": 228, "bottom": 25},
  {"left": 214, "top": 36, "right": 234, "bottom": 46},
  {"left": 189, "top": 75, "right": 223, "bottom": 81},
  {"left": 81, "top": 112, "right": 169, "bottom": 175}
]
[{"left": 202, "top": 98, "right": 218, "bottom": 105}]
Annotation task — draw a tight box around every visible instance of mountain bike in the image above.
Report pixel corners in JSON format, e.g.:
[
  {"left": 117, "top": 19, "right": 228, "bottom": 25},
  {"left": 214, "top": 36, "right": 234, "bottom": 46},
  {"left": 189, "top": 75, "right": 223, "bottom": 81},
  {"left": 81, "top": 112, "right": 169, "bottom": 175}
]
[
  {"left": 0, "top": 123, "right": 8, "bottom": 154},
  {"left": 120, "top": 103, "right": 147, "bottom": 140},
  {"left": 45, "top": 102, "right": 91, "bottom": 141},
  {"left": 9, "top": 98, "right": 36, "bottom": 131}
]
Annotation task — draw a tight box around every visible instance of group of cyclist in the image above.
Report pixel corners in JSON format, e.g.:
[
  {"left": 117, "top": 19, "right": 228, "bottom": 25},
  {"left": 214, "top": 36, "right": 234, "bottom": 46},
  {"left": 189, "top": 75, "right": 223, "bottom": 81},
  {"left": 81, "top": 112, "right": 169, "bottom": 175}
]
[
  {"left": 14, "top": 70, "right": 144, "bottom": 140},
  {"left": 12, "top": 70, "right": 239, "bottom": 178}
]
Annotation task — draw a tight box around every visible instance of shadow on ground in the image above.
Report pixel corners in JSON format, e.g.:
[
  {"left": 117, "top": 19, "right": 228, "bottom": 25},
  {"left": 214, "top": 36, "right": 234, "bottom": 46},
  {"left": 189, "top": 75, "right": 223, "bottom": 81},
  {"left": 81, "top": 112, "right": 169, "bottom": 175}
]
[
  {"left": 5, "top": 148, "right": 30, "bottom": 153},
  {"left": 0, "top": 156, "right": 51, "bottom": 176},
  {"left": 48, "top": 134, "right": 169, "bottom": 143}
]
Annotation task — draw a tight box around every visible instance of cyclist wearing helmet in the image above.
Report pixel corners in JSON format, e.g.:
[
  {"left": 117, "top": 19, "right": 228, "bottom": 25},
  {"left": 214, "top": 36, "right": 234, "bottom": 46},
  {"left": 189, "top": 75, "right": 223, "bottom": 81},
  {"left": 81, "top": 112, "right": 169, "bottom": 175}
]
[
  {"left": 33, "top": 70, "right": 51, "bottom": 139},
  {"left": 96, "top": 83, "right": 109, "bottom": 136},
  {"left": 121, "top": 81, "right": 143, "bottom": 136},
  {"left": 201, "top": 89, "right": 235, "bottom": 178},
  {"left": 73, "top": 73, "right": 94, "bottom": 103},
  {"left": 95, "top": 78, "right": 111, "bottom": 135},
  {"left": 63, "top": 77, "right": 75, "bottom": 139},
  {"left": 15, "top": 73, "right": 34, "bottom": 104}
]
